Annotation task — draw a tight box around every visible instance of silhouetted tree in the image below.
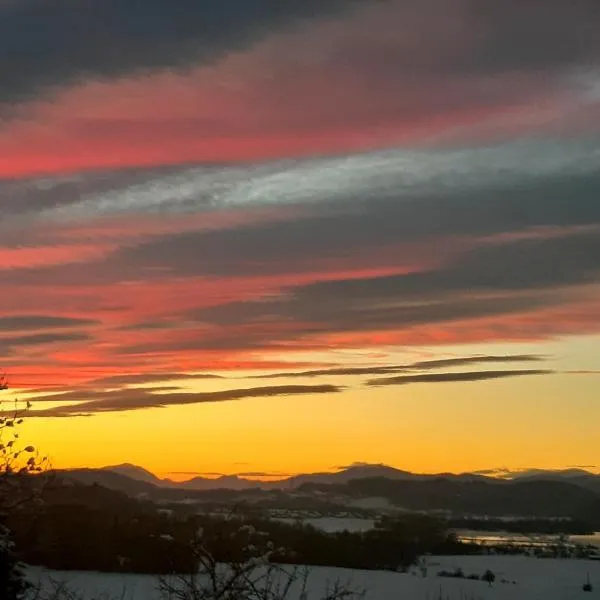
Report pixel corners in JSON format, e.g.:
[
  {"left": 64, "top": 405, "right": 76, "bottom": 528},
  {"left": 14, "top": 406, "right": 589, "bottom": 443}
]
[
  {"left": 482, "top": 569, "right": 496, "bottom": 587},
  {"left": 1, "top": 377, "right": 47, "bottom": 599},
  {"left": 158, "top": 515, "right": 364, "bottom": 600}
]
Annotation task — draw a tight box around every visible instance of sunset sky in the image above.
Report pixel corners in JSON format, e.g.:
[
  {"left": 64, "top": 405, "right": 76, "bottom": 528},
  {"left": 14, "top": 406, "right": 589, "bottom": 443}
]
[{"left": 1, "top": 0, "right": 599, "bottom": 479}]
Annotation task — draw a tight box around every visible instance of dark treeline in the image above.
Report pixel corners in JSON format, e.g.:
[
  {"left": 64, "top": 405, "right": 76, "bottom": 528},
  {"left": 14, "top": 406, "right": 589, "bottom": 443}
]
[
  {"left": 7, "top": 480, "right": 465, "bottom": 574},
  {"left": 447, "top": 517, "right": 596, "bottom": 535},
  {"left": 300, "top": 477, "right": 600, "bottom": 526}
]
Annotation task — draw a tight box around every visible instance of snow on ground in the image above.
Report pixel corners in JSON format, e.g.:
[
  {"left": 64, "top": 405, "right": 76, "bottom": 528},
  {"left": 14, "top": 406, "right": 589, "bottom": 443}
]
[{"left": 28, "top": 555, "right": 600, "bottom": 600}]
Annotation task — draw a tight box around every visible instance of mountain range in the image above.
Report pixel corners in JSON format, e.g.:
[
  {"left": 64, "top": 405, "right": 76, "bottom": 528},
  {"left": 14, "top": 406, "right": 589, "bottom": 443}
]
[
  {"left": 57, "top": 462, "right": 600, "bottom": 494},
  {"left": 49, "top": 463, "right": 600, "bottom": 525}
]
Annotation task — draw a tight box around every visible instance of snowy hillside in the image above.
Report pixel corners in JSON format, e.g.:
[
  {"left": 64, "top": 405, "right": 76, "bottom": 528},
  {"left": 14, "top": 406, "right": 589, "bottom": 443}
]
[{"left": 28, "top": 555, "right": 600, "bottom": 600}]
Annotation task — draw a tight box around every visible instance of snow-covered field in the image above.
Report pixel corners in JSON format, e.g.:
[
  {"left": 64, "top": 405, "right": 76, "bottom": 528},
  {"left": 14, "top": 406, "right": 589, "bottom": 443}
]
[{"left": 28, "top": 555, "right": 600, "bottom": 600}]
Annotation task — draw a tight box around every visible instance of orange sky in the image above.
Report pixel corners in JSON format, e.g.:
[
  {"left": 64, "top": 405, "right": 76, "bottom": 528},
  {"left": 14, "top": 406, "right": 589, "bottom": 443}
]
[{"left": 13, "top": 336, "right": 600, "bottom": 477}]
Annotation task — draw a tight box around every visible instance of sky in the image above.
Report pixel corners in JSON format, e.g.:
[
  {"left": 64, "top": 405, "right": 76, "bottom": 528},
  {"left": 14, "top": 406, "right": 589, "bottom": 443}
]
[{"left": 1, "top": 0, "right": 599, "bottom": 479}]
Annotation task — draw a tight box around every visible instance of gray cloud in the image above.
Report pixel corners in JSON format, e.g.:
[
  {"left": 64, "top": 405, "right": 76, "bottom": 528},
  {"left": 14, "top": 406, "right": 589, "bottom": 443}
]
[
  {"left": 464, "top": 0, "right": 600, "bottom": 72},
  {"left": 251, "top": 354, "right": 544, "bottom": 379},
  {"left": 29, "top": 383, "right": 342, "bottom": 416},
  {"left": 251, "top": 365, "right": 408, "bottom": 380},
  {"left": 411, "top": 355, "right": 545, "bottom": 369},
  {"left": 0, "top": 315, "right": 96, "bottom": 332},
  {"left": 85, "top": 372, "right": 223, "bottom": 388},
  {"left": 1, "top": 0, "right": 598, "bottom": 111},
  {"left": 27, "top": 141, "right": 600, "bottom": 230},
  {"left": 173, "top": 225, "right": 600, "bottom": 350},
  {"left": 188, "top": 292, "right": 556, "bottom": 347},
  {"left": 284, "top": 227, "right": 600, "bottom": 304},
  {"left": 0, "top": 0, "right": 362, "bottom": 106},
  {"left": 367, "top": 369, "right": 553, "bottom": 387},
  {"left": 0, "top": 331, "right": 92, "bottom": 348},
  {"left": 114, "top": 294, "right": 563, "bottom": 357},
  {"left": 0, "top": 141, "right": 598, "bottom": 366},
  {"left": 3, "top": 148, "right": 600, "bottom": 289}
]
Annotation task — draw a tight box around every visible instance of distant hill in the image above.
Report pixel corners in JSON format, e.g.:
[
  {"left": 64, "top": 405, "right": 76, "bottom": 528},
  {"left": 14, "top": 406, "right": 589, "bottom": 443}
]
[
  {"left": 567, "top": 475, "right": 600, "bottom": 495},
  {"left": 49, "top": 462, "right": 600, "bottom": 527},
  {"left": 39, "top": 476, "right": 143, "bottom": 510},
  {"left": 100, "top": 463, "right": 173, "bottom": 486},
  {"left": 60, "top": 462, "right": 599, "bottom": 494},
  {"left": 499, "top": 469, "right": 600, "bottom": 495},
  {"left": 297, "top": 476, "right": 600, "bottom": 522},
  {"left": 507, "top": 468, "right": 595, "bottom": 480},
  {"left": 61, "top": 463, "right": 425, "bottom": 492},
  {"left": 279, "top": 464, "right": 419, "bottom": 489},
  {"left": 180, "top": 474, "right": 261, "bottom": 491},
  {"left": 54, "top": 468, "right": 159, "bottom": 496},
  {"left": 53, "top": 463, "right": 600, "bottom": 525}
]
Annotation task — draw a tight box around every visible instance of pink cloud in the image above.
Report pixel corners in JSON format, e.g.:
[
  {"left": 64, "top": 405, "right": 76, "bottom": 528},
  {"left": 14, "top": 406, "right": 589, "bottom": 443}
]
[
  {"left": 1, "top": 0, "right": 595, "bottom": 177},
  {"left": 1, "top": 216, "right": 598, "bottom": 390},
  {"left": 1, "top": 0, "right": 598, "bottom": 399}
]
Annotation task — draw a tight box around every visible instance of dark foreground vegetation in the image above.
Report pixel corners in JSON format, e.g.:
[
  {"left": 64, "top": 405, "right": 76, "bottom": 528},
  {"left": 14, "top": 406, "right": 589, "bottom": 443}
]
[
  {"left": 300, "top": 477, "right": 600, "bottom": 528},
  {"left": 3, "top": 385, "right": 599, "bottom": 600},
  {"left": 59, "top": 467, "right": 600, "bottom": 531},
  {"left": 7, "top": 478, "right": 463, "bottom": 574},
  {"left": 447, "top": 516, "right": 597, "bottom": 535}
]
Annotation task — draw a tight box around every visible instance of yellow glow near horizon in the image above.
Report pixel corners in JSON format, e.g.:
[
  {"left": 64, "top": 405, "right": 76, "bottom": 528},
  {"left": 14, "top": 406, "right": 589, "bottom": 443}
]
[{"left": 20, "top": 342, "right": 600, "bottom": 479}]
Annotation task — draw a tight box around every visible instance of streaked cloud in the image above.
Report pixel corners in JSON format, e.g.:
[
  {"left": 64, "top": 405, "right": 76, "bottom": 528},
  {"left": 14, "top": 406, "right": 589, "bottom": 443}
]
[
  {"left": 28, "top": 384, "right": 342, "bottom": 417},
  {"left": 0, "top": 315, "right": 97, "bottom": 332},
  {"left": 251, "top": 354, "right": 545, "bottom": 379},
  {"left": 410, "top": 355, "right": 545, "bottom": 370},
  {"left": 83, "top": 372, "right": 224, "bottom": 388},
  {"left": 2, "top": 2, "right": 600, "bottom": 177},
  {"left": 0, "top": 0, "right": 597, "bottom": 420},
  {"left": 0, "top": 331, "right": 92, "bottom": 348},
  {"left": 0, "top": 0, "right": 362, "bottom": 106},
  {"left": 367, "top": 369, "right": 553, "bottom": 387}
]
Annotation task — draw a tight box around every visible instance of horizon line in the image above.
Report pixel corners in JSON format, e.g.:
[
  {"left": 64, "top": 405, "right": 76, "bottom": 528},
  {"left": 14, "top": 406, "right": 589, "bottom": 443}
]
[{"left": 57, "top": 462, "right": 600, "bottom": 483}]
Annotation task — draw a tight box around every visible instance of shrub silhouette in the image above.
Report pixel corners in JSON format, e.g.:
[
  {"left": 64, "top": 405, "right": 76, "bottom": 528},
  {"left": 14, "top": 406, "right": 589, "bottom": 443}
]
[{"left": 1, "top": 378, "right": 48, "bottom": 599}]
